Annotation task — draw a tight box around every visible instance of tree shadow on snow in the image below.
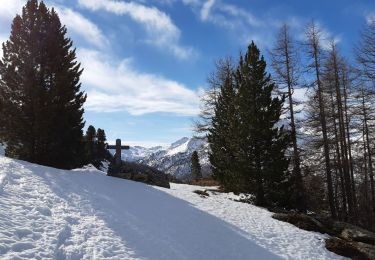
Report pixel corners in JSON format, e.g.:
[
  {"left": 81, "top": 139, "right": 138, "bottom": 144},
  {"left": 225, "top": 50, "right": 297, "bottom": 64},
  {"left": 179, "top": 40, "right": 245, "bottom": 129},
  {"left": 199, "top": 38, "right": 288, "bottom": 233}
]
[{"left": 30, "top": 164, "right": 280, "bottom": 260}]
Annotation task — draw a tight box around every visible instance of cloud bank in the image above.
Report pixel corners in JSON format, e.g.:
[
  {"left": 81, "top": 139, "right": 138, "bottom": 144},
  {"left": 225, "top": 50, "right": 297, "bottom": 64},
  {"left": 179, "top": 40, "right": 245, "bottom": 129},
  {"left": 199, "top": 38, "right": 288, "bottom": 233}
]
[
  {"left": 78, "top": 0, "right": 196, "bottom": 60},
  {"left": 78, "top": 49, "right": 200, "bottom": 115}
]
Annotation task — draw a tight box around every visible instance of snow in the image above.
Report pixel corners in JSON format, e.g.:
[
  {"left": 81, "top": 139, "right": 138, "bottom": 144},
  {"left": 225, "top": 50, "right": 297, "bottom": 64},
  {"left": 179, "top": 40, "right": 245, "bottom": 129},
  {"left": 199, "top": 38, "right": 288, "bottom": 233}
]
[
  {"left": 109, "top": 146, "right": 164, "bottom": 162},
  {"left": 166, "top": 138, "right": 189, "bottom": 156},
  {"left": 170, "top": 137, "right": 189, "bottom": 148},
  {"left": 0, "top": 155, "right": 345, "bottom": 259},
  {"left": 157, "top": 185, "right": 345, "bottom": 260},
  {"left": 139, "top": 137, "right": 211, "bottom": 180}
]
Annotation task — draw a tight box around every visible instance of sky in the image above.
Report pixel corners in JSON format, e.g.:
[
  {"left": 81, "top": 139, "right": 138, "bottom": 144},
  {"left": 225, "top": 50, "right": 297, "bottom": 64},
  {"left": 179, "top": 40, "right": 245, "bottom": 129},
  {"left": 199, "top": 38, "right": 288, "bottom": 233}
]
[{"left": 0, "top": 0, "right": 375, "bottom": 147}]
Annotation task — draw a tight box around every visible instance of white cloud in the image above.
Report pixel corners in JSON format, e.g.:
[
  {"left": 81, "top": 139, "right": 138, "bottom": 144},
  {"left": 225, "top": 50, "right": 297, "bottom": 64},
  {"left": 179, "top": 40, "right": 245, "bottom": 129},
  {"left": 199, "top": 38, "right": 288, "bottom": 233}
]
[
  {"left": 200, "top": 0, "right": 215, "bottom": 21},
  {"left": 78, "top": 48, "right": 199, "bottom": 115},
  {"left": 0, "top": 1, "right": 107, "bottom": 49},
  {"left": 56, "top": 7, "right": 108, "bottom": 49},
  {"left": 198, "top": 0, "right": 262, "bottom": 28},
  {"left": 184, "top": 0, "right": 262, "bottom": 28},
  {"left": 78, "top": 0, "right": 196, "bottom": 60},
  {"left": 366, "top": 13, "right": 375, "bottom": 24},
  {"left": 0, "top": 0, "right": 24, "bottom": 20},
  {"left": 0, "top": 34, "right": 7, "bottom": 59},
  {"left": 183, "top": 0, "right": 271, "bottom": 46}
]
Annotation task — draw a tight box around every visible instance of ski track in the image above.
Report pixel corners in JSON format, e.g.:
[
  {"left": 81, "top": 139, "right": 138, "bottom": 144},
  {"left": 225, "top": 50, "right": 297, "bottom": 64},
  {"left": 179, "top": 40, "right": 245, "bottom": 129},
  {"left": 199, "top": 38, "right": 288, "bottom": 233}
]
[
  {"left": 0, "top": 156, "right": 346, "bottom": 259},
  {"left": 0, "top": 157, "right": 136, "bottom": 260}
]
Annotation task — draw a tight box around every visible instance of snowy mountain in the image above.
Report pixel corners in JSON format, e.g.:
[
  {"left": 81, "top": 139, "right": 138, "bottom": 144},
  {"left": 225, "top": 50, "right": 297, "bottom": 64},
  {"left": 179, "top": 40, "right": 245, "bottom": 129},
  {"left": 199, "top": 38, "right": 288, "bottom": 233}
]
[
  {"left": 109, "top": 137, "right": 211, "bottom": 181},
  {"left": 109, "top": 145, "right": 163, "bottom": 162},
  {"left": 0, "top": 155, "right": 342, "bottom": 259},
  {"left": 138, "top": 137, "right": 211, "bottom": 181}
]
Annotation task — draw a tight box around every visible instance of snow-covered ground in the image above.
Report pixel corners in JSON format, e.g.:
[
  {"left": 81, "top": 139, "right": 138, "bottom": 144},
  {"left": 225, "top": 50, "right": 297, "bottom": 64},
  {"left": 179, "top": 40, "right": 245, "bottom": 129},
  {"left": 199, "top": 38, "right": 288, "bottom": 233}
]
[{"left": 0, "top": 155, "right": 344, "bottom": 259}]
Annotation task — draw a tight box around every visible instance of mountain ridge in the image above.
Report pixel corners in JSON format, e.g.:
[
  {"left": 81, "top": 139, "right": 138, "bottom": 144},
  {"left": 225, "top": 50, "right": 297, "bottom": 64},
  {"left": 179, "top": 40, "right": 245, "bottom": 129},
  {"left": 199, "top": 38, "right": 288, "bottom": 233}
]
[{"left": 110, "top": 137, "right": 211, "bottom": 181}]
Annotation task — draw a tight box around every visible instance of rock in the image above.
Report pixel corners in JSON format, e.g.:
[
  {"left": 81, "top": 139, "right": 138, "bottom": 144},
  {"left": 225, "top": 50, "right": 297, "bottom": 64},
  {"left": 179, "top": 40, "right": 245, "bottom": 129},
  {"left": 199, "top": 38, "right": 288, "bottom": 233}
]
[
  {"left": 108, "top": 161, "right": 170, "bottom": 188},
  {"left": 273, "top": 212, "right": 375, "bottom": 259},
  {"left": 193, "top": 190, "right": 209, "bottom": 197},
  {"left": 354, "top": 242, "right": 375, "bottom": 259},
  {"left": 341, "top": 227, "right": 375, "bottom": 245},
  {"left": 272, "top": 213, "right": 327, "bottom": 234},
  {"left": 325, "top": 238, "right": 374, "bottom": 260}
]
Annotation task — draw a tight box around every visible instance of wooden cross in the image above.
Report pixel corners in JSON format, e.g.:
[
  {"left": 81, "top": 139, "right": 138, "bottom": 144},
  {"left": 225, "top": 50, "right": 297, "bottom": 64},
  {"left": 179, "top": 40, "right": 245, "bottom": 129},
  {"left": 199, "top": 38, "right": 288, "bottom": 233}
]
[{"left": 106, "top": 139, "right": 130, "bottom": 166}]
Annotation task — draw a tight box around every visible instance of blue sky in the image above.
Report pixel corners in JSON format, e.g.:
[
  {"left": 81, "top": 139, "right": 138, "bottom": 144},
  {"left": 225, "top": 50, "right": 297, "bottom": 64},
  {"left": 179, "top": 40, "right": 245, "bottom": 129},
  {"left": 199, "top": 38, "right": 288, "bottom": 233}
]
[{"left": 1, "top": 0, "right": 375, "bottom": 147}]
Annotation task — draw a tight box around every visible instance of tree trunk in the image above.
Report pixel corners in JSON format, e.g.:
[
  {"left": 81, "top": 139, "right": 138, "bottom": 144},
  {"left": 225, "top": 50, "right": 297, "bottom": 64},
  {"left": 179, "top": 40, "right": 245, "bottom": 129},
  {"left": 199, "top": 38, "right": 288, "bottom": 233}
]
[{"left": 311, "top": 37, "right": 337, "bottom": 218}]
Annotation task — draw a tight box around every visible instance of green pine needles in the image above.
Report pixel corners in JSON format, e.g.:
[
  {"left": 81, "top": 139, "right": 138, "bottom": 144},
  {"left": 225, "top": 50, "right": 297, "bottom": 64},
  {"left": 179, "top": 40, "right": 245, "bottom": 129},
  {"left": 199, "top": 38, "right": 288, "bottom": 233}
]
[
  {"left": 208, "top": 42, "right": 291, "bottom": 208},
  {"left": 0, "top": 0, "right": 86, "bottom": 169}
]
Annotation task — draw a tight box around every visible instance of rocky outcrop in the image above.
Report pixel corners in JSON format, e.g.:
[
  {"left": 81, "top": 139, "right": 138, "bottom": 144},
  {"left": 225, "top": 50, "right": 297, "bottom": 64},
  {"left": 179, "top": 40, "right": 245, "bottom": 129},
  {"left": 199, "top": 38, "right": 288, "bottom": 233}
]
[
  {"left": 272, "top": 212, "right": 375, "bottom": 259},
  {"left": 193, "top": 190, "right": 210, "bottom": 197},
  {"left": 326, "top": 238, "right": 375, "bottom": 260},
  {"left": 325, "top": 238, "right": 372, "bottom": 259},
  {"left": 108, "top": 161, "right": 170, "bottom": 188},
  {"left": 272, "top": 213, "right": 327, "bottom": 234},
  {"left": 340, "top": 227, "right": 375, "bottom": 245}
]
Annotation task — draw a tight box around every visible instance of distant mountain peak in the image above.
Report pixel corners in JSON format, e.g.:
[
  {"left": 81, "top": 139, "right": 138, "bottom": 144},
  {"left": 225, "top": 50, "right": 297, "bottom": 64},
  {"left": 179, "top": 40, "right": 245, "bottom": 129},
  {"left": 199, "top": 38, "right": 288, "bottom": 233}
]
[
  {"left": 109, "top": 137, "right": 211, "bottom": 181},
  {"left": 170, "top": 137, "right": 189, "bottom": 148}
]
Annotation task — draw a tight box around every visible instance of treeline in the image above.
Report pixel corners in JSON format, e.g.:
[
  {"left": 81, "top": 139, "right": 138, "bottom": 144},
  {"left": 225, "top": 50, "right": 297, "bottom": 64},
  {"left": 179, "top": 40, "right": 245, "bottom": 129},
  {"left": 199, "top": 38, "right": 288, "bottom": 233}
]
[
  {"left": 0, "top": 1, "right": 111, "bottom": 170},
  {"left": 197, "top": 21, "right": 375, "bottom": 231}
]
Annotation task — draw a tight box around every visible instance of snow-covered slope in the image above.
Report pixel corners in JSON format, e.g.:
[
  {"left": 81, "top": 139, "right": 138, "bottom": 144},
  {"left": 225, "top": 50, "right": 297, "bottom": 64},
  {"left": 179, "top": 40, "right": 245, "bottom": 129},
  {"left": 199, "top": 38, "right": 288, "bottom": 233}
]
[
  {"left": 0, "top": 156, "right": 344, "bottom": 259},
  {"left": 138, "top": 137, "right": 210, "bottom": 180}
]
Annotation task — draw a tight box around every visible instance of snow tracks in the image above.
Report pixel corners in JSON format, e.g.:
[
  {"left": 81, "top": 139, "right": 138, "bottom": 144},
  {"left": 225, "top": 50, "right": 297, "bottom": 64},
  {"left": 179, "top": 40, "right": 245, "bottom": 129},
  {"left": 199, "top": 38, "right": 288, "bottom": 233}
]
[{"left": 0, "top": 157, "right": 136, "bottom": 259}]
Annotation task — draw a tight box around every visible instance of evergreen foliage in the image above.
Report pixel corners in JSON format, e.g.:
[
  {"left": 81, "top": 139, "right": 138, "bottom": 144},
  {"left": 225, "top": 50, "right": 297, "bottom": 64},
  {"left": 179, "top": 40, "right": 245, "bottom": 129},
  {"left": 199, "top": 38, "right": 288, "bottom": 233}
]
[
  {"left": 97, "top": 128, "right": 107, "bottom": 162},
  {"left": 85, "top": 125, "right": 97, "bottom": 166},
  {"left": 235, "top": 42, "right": 290, "bottom": 206},
  {"left": 191, "top": 151, "right": 202, "bottom": 181},
  {"left": 0, "top": 0, "right": 86, "bottom": 169},
  {"left": 208, "top": 67, "right": 243, "bottom": 192},
  {"left": 83, "top": 125, "right": 110, "bottom": 168},
  {"left": 207, "top": 41, "right": 291, "bottom": 207}
]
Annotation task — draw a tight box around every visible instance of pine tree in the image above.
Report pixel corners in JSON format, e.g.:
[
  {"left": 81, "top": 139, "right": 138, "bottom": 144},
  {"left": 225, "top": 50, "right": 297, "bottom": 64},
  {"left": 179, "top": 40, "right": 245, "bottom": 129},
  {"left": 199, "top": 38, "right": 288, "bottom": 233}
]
[
  {"left": 208, "top": 65, "right": 243, "bottom": 192},
  {"left": 85, "top": 125, "right": 97, "bottom": 166},
  {"left": 191, "top": 151, "right": 202, "bottom": 181},
  {"left": 0, "top": 0, "right": 86, "bottom": 169},
  {"left": 236, "top": 41, "right": 290, "bottom": 207},
  {"left": 96, "top": 128, "right": 107, "bottom": 163},
  {"left": 83, "top": 126, "right": 110, "bottom": 168}
]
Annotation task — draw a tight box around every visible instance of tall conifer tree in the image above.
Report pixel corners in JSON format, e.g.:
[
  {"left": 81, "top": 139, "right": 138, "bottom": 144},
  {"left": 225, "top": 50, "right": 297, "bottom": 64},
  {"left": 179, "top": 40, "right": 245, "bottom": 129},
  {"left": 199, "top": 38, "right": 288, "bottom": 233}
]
[
  {"left": 85, "top": 125, "right": 97, "bottom": 165},
  {"left": 236, "top": 41, "right": 290, "bottom": 206},
  {"left": 191, "top": 151, "right": 202, "bottom": 181},
  {"left": 0, "top": 0, "right": 86, "bottom": 169},
  {"left": 208, "top": 70, "right": 242, "bottom": 192}
]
